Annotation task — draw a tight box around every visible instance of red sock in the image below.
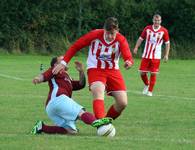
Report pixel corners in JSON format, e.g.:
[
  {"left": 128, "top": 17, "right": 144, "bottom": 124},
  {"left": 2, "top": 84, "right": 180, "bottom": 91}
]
[
  {"left": 149, "top": 74, "right": 156, "bottom": 92},
  {"left": 80, "top": 112, "right": 96, "bottom": 125},
  {"left": 93, "top": 99, "right": 105, "bottom": 119},
  {"left": 42, "top": 124, "right": 68, "bottom": 134},
  {"left": 141, "top": 73, "right": 149, "bottom": 85},
  {"left": 106, "top": 105, "right": 121, "bottom": 120}
]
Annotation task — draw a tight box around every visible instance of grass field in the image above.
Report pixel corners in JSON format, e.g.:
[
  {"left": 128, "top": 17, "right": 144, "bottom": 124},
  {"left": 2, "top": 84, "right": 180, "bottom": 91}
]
[{"left": 0, "top": 55, "right": 195, "bottom": 150}]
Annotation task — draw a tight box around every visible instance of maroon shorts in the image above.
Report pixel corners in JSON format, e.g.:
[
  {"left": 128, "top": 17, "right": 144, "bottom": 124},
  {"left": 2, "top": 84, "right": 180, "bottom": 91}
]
[
  {"left": 87, "top": 68, "right": 126, "bottom": 94},
  {"left": 139, "top": 58, "right": 160, "bottom": 73}
]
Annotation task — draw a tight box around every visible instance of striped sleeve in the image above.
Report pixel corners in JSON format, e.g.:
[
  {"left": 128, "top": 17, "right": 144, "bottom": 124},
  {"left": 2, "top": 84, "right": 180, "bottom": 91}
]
[{"left": 63, "top": 30, "right": 101, "bottom": 63}]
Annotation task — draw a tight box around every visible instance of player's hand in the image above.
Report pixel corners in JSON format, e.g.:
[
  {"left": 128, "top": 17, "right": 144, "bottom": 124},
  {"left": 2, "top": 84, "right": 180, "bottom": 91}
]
[
  {"left": 163, "top": 55, "right": 169, "bottom": 63},
  {"left": 133, "top": 47, "right": 138, "bottom": 55},
  {"left": 75, "top": 61, "right": 84, "bottom": 72},
  {"left": 57, "top": 55, "right": 64, "bottom": 62},
  {"left": 52, "top": 63, "right": 67, "bottom": 74},
  {"left": 124, "top": 60, "right": 133, "bottom": 70},
  {"left": 32, "top": 75, "right": 44, "bottom": 84},
  {"left": 32, "top": 77, "right": 40, "bottom": 85}
]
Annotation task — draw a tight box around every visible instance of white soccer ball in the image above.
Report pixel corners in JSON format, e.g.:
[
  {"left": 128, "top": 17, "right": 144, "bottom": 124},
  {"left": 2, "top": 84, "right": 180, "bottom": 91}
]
[{"left": 97, "top": 123, "right": 116, "bottom": 137}]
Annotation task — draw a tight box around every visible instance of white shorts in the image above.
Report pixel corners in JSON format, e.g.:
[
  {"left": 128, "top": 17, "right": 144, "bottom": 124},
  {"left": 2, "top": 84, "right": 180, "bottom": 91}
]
[{"left": 46, "top": 95, "right": 84, "bottom": 131}]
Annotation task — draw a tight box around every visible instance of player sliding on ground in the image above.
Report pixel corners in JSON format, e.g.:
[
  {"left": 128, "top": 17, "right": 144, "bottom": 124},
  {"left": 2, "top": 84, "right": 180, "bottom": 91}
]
[{"left": 31, "top": 56, "right": 111, "bottom": 135}]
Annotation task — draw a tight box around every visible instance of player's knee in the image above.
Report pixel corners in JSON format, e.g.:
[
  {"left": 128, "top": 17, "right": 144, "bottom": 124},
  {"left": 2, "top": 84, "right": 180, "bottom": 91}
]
[
  {"left": 91, "top": 87, "right": 104, "bottom": 99},
  {"left": 120, "top": 101, "right": 128, "bottom": 108},
  {"left": 93, "top": 88, "right": 104, "bottom": 94},
  {"left": 116, "top": 100, "right": 128, "bottom": 110}
]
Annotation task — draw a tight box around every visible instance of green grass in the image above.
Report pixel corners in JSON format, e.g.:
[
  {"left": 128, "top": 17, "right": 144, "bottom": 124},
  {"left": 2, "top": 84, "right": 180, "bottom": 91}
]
[{"left": 0, "top": 55, "right": 195, "bottom": 150}]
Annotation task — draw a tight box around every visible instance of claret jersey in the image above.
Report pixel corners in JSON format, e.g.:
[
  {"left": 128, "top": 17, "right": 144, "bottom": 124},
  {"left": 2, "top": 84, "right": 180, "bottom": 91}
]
[{"left": 43, "top": 68, "right": 84, "bottom": 106}]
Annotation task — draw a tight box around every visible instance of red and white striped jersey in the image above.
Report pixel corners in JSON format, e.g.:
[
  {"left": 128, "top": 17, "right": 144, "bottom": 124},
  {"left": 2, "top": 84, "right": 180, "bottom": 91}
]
[
  {"left": 140, "top": 25, "right": 169, "bottom": 59},
  {"left": 63, "top": 29, "right": 133, "bottom": 70}
]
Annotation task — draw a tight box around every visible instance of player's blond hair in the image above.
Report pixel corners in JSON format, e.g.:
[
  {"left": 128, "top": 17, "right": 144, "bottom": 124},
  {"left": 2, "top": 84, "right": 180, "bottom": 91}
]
[{"left": 153, "top": 14, "right": 161, "bottom": 20}]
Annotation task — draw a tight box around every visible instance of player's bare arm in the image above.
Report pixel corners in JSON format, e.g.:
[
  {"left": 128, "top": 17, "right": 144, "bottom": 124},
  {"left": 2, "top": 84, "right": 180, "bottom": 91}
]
[
  {"left": 75, "top": 61, "right": 84, "bottom": 72},
  {"left": 32, "top": 74, "right": 44, "bottom": 84},
  {"left": 133, "top": 37, "right": 143, "bottom": 54},
  {"left": 75, "top": 61, "right": 86, "bottom": 87},
  {"left": 163, "top": 42, "right": 170, "bottom": 62}
]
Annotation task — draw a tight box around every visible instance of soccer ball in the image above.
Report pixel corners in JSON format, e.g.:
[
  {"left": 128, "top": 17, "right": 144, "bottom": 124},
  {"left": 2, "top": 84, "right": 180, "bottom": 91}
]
[{"left": 97, "top": 123, "right": 116, "bottom": 137}]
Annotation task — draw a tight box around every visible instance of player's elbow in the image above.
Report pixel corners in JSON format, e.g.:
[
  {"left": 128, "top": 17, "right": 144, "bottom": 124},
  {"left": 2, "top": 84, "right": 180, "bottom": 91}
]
[
  {"left": 80, "top": 81, "right": 86, "bottom": 89},
  {"left": 79, "top": 77, "right": 86, "bottom": 89}
]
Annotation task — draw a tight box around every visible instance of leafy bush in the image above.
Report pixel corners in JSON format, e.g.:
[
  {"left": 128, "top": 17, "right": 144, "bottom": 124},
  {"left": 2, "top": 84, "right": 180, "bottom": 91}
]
[{"left": 0, "top": 0, "right": 194, "bottom": 58}]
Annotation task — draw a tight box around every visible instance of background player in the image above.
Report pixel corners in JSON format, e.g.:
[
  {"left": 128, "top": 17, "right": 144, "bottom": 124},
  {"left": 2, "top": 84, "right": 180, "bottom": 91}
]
[{"left": 133, "top": 14, "right": 170, "bottom": 96}]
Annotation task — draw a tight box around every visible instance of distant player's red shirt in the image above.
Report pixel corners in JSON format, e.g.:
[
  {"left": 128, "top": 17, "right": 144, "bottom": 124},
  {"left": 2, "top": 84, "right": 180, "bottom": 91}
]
[
  {"left": 140, "top": 25, "right": 169, "bottom": 59},
  {"left": 42, "top": 68, "right": 84, "bottom": 106},
  {"left": 63, "top": 29, "right": 133, "bottom": 70}
]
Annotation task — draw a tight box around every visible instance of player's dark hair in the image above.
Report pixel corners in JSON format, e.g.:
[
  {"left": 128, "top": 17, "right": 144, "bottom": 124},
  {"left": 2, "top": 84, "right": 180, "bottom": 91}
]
[
  {"left": 50, "top": 57, "right": 57, "bottom": 67},
  {"left": 104, "top": 17, "right": 119, "bottom": 31}
]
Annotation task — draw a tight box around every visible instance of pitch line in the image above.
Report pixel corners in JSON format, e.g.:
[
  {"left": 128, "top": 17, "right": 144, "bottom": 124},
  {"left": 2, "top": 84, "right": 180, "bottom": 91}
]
[
  {"left": 0, "top": 133, "right": 193, "bottom": 144},
  {"left": 0, "top": 73, "right": 85, "bottom": 81},
  {"left": 0, "top": 73, "right": 194, "bottom": 101},
  {"left": 0, "top": 93, "right": 45, "bottom": 98},
  {"left": 2, "top": 90, "right": 192, "bottom": 101},
  {"left": 127, "top": 90, "right": 195, "bottom": 101},
  {"left": 0, "top": 73, "right": 30, "bottom": 81}
]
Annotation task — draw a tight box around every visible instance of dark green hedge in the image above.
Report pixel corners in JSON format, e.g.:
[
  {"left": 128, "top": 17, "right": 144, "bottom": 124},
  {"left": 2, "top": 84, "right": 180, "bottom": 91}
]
[{"left": 0, "top": 0, "right": 194, "bottom": 58}]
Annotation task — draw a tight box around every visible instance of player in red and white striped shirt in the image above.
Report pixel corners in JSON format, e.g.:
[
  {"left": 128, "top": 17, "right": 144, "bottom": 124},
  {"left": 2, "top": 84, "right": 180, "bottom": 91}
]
[
  {"left": 53, "top": 17, "right": 134, "bottom": 120},
  {"left": 133, "top": 14, "right": 170, "bottom": 96}
]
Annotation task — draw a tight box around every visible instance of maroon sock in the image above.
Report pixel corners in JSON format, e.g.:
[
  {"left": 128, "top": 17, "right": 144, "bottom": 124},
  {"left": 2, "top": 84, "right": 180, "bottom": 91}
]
[
  {"left": 149, "top": 74, "right": 156, "bottom": 92},
  {"left": 141, "top": 73, "right": 149, "bottom": 85},
  {"left": 80, "top": 112, "right": 96, "bottom": 125},
  {"left": 42, "top": 124, "right": 68, "bottom": 134},
  {"left": 106, "top": 105, "right": 121, "bottom": 120}
]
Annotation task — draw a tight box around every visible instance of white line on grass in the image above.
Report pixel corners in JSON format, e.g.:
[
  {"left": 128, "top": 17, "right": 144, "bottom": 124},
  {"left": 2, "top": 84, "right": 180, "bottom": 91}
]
[
  {"left": 2, "top": 90, "right": 193, "bottom": 101},
  {"left": 0, "top": 73, "right": 78, "bottom": 81},
  {"left": 127, "top": 90, "right": 195, "bottom": 101},
  {"left": 0, "top": 73, "right": 194, "bottom": 101},
  {"left": 0, "top": 133, "right": 194, "bottom": 144},
  {"left": 66, "top": 136, "right": 195, "bottom": 144},
  {"left": 2, "top": 91, "right": 194, "bottom": 102},
  {"left": 0, "top": 94, "right": 45, "bottom": 98},
  {"left": 0, "top": 73, "right": 30, "bottom": 81}
]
